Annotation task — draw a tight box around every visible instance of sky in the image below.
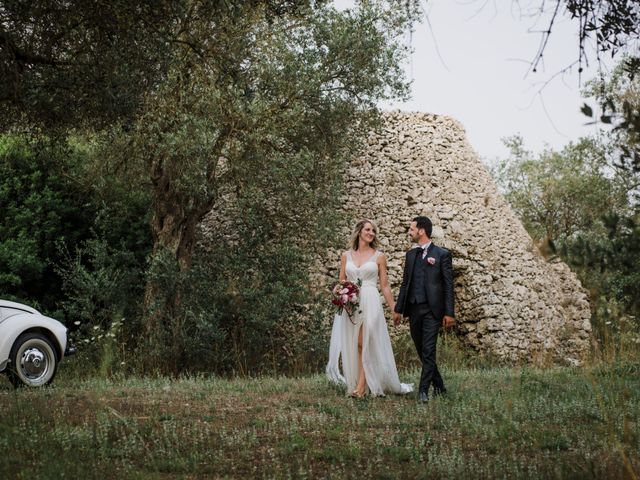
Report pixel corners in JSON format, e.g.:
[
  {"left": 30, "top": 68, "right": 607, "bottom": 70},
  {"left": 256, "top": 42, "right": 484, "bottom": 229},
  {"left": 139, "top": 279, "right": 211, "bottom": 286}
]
[{"left": 337, "top": 0, "right": 617, "bottom": 162}]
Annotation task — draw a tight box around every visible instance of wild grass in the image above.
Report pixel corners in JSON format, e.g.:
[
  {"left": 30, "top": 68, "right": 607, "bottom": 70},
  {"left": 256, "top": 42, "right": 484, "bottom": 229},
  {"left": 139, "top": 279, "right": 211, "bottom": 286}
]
[{"left": 1, "top": 352, "right": 638, "bottom": 479}]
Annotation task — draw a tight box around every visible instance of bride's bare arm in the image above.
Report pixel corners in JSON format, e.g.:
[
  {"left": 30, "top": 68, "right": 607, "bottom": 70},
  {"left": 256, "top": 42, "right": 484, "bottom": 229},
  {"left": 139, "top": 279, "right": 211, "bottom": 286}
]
[
  {"left": 339, "top": 252, "right": 347, "bottom": 283},
  {"left": 378, "top": 253, "right": 395, "bottom": 311}
]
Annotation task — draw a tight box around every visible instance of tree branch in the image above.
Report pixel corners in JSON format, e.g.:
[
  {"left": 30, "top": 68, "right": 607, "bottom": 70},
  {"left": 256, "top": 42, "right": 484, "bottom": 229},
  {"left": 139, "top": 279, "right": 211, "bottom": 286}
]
[{"left": 0, "top": 30, "right": 76, "bottom": 67}]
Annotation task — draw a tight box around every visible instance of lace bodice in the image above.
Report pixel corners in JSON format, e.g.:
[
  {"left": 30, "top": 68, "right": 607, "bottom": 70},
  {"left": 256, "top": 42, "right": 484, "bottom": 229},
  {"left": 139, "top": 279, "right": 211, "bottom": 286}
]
[{"left": 346, "top": 250, "right": 380, "bottom": 288}]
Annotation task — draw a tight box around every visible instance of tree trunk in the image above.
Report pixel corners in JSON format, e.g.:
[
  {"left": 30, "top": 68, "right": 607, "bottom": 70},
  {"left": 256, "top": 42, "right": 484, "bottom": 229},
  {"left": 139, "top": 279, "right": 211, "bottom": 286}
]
[{"left": 140, "top": 176, "right": 213, "bottom": 373}]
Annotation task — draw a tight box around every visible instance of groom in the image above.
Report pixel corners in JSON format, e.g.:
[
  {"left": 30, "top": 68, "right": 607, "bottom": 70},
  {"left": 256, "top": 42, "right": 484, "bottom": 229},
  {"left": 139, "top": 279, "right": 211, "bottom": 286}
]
[{"left": 393, "top": 216, "right": 455, "bottom": 403}]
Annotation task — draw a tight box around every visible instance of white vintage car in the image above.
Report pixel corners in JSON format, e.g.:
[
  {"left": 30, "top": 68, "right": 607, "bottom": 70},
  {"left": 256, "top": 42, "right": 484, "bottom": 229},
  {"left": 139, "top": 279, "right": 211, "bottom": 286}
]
[{"left": 0, "top": 299, "right": 75, "bottom": 387}]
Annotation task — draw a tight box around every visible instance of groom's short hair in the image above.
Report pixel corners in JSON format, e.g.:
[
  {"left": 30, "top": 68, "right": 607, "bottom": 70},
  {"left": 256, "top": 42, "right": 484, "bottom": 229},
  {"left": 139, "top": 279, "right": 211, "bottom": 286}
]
[{"left": 413, "top": 216, "right": 432, "bottom": 237}]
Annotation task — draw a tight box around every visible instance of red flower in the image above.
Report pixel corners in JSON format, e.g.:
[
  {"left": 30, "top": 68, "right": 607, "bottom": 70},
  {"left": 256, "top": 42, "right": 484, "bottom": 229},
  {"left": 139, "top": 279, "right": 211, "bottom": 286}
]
[{"left": 330, "top": 279, "right": 362, "bottom": 324}]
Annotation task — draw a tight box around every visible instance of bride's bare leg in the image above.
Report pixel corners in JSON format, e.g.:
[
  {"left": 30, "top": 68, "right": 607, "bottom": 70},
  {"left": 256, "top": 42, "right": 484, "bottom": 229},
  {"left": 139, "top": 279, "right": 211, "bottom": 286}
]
[{"left": 354, "top": 325, "right": 367, "bottom": 397}]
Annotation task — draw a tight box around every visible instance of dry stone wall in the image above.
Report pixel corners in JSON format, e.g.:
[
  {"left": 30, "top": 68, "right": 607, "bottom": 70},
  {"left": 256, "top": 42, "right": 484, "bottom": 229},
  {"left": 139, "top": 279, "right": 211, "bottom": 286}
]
[{"left": 321, "top": 111, "right": 591, "bottom": 365}]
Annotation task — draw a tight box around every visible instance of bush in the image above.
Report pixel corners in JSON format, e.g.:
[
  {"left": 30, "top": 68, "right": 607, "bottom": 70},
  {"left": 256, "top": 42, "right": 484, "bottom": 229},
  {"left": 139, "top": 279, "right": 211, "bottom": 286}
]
[
  {"left": 0, "top": 134, "right": 152, "bottom": 375},
  {"left": 143, "top": 238, "right": 331, "bottom": 376},
  {"left": 492, "top": 135, "right": 640, "bottom": 355},
  {"left": 0, "top": 135, "right": 95, "bottom": 316}
]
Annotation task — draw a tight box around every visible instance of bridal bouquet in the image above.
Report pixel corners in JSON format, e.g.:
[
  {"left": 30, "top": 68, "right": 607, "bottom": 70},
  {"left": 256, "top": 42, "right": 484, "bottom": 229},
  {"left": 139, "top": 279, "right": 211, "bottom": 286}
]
[{"left": 331, "top": 279, "right": 362, "bottom": 323}]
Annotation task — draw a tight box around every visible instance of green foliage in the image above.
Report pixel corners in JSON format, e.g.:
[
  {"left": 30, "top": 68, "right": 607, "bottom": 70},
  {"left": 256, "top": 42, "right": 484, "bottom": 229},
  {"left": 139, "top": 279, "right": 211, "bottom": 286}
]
[
  {"left": 96, "top": 0, "right": 421, "bottom": 372},
  {"left": 492, "top": 135, "right": 629, "bottom": 243},
  {"left": 1, "top": 1, "right": 420, "bottom": 375},
  {"left": 0, "top": 132, "right": 152, "bottom": 366},
  {"left": 568, "top": 59, "right": 640, "bottom": 340},
  {"left": 0, "top": 136, "right": 95, "bottom": 315},
  {"left": 0, "top": 0, "right": 179, "bottom": 131},
  {"left": 108, "top": 0, "right": 417, "bottom": 242},
  {"left": 564, "top": 1, "right": 640, "bottom": 58},
  {"left": 57, "top": 238, "right": 146, "bottom": 346},
  {"left": 492, "top": 131, "right": 640, "bottom": 346},
  {"left": 144, "top": 222, "right": 331, "bottom": 376},
  {"left": 0, "top": 1, "right": 315, "bottom": 132},
  {"left": 54, "top": 138, "right": 152, "bottom": 330},
  {"left": 3, "top": 2, "right": 418, "bottom": 375},
  {"left": 52, "top": 148, "right": 152, "bottom": 370},
  {"left": 583, "top": 55, "right": 640, "bottom": 172},
  {"left": 562, "top": 212, "right": 640, "bottom": 341}
]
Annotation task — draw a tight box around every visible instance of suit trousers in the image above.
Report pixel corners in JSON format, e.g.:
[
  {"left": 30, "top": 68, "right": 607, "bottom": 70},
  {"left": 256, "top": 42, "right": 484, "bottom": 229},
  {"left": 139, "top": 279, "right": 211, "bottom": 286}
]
[{"left": 409, "top": 302, "right": 445, "bottom": 395}]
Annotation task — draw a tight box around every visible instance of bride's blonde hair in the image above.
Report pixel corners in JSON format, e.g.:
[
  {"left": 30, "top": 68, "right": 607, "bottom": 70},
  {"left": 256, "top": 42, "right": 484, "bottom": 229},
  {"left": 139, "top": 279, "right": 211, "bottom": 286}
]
[{"left": 350, "top": 218, "right": 380, "bottom": 251}]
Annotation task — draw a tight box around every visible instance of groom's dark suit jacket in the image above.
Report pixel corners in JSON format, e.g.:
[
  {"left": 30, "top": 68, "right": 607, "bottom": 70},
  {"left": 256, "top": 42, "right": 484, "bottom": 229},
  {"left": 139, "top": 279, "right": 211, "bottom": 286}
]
[{"left": 394, "top": 243, "right": 455, "bottom": 321}]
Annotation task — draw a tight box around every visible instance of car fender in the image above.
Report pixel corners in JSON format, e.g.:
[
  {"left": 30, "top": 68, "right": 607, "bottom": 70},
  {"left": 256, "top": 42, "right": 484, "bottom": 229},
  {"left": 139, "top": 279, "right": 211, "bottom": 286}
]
[{"left": 0, "top": 313, "right": 68, "bottom": 372}]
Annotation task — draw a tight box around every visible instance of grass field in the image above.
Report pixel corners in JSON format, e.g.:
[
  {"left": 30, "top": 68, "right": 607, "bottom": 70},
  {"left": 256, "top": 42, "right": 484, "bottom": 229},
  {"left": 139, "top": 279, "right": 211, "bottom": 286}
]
[{"left": 1, "top": 360, "right": 638, "bottom": 479}]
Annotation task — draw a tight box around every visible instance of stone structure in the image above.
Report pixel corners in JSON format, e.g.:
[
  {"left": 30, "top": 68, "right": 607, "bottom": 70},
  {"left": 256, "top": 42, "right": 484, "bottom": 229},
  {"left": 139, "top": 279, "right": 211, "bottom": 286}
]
[{"left": 321, "top": 111, "right": 591, "bottom": 365}]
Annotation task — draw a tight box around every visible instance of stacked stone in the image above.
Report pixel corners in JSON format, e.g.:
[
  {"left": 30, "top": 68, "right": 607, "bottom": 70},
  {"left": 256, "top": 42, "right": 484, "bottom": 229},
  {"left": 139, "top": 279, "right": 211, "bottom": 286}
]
[{"left": 320, "top": 111, "right": 591, "bottom": 365}]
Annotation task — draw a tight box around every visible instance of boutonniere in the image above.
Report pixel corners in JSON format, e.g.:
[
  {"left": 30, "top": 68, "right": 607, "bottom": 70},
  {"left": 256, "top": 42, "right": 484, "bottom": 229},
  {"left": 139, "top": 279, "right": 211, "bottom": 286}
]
[{"left": 426, "top": 257, "right": 436, "bottom": 265}]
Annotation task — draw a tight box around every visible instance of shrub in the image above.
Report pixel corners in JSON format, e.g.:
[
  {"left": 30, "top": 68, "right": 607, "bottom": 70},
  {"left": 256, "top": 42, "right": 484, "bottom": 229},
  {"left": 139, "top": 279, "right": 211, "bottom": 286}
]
[{"left": 0, "top": 135, "right": 95, "bottom": 316}]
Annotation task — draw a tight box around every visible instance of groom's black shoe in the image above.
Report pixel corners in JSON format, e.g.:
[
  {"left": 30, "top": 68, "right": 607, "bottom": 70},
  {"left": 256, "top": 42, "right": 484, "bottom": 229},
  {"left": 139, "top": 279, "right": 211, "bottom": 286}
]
[{"left": 418, "top": 391, "right": 429, "bottom": 403}]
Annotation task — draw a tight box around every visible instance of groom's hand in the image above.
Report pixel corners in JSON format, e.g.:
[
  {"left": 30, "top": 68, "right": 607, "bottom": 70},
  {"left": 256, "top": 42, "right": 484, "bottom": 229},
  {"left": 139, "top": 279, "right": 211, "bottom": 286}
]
[
  {"left": 442, "top": 315, "right": 455, "bottom": 329},
  {"left": 392, "top": 312, "right": 402, "bottom": 326}
]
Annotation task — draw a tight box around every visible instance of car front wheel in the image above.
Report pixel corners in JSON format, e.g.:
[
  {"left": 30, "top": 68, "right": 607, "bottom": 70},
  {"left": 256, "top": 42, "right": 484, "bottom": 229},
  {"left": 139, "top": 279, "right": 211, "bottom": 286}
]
[{"left": 8, "top": 333, "right": 58, "bottom": 388}]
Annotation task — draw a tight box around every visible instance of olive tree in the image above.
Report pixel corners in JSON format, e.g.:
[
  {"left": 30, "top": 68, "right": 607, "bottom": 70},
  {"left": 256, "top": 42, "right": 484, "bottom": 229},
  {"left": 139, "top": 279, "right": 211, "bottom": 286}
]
[{"left": 98, "top": 1, "right": 419, "bottom": 370}]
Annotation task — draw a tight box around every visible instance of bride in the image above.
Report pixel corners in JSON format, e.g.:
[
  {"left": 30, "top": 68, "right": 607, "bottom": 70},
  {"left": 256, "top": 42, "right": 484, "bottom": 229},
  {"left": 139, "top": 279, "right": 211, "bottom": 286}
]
[{"left": 326, "top": 219, "right": 413, "bottom": 397}]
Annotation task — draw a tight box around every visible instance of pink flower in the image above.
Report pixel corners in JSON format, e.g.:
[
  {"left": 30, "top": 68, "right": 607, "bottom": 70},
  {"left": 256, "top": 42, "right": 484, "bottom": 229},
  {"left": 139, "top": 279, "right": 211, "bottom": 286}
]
[
  {"left": 427, "top": 257, "right": 436, "bottom": 265},
  {"left": 330, "top": 279, "right": 362, "bottom": 325}
]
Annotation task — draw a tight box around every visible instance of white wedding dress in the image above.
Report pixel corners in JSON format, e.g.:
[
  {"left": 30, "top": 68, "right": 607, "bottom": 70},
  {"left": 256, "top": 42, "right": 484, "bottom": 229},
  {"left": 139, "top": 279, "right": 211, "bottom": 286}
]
[{"left": 326, "top": 251, "right": 413, "bottom": 396}]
